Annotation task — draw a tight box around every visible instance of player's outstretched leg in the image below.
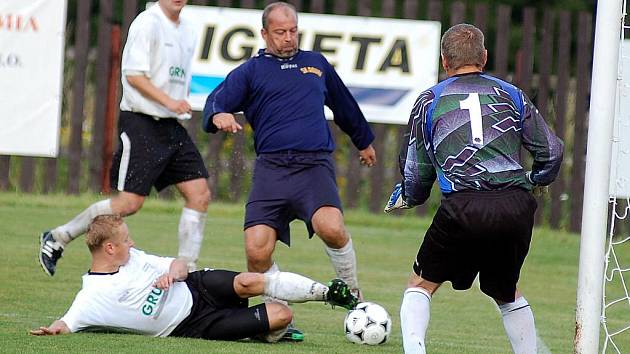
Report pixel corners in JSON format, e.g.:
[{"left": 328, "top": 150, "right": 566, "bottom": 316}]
[
  {"left": 261, "top": 272, "right": 358, "bottom": 310},
  {"left": 237, "top": 271, "right": 354, "bottom": 342},
  {"left": 39, "top": 199, "right": 113, "bottom": 276},
  {"left": 262, "top": 274, "right": 357, "bottom": 340}
]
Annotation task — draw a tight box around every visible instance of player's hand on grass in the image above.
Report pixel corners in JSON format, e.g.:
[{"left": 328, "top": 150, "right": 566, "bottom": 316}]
[
  {"left": 30, "top": 320, "right": 69, "bottom": 335},
  {"left": 154, "top": 273, "right": 175, "bottom": 290},
  {"left": 213, "top": 113, "right": 243, "bottom": 133},
  {"left": 30, "top": 326, "right": 60, "bottom": 336},
  {"left": 384, "top": 183, "right": 410, "bottom": 213},
  {"left": 359, "top": 144, "right": 376, "bottom": 167}
]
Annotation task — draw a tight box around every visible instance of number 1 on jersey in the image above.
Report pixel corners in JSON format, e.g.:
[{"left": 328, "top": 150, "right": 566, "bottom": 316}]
[{"left": 459, "top": 93, "right": 484, "bottom": 146}]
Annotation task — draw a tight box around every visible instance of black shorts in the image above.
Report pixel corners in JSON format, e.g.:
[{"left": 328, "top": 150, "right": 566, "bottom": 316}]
[
  {"left": 413, "top": 188, "right": 537, "bottom": 303},
  {"left": 244, "top": 151, "right": 342, "bottom": 246},
  {"left": 170, "top": 269, "right": 269, "bottom": 340},
  {"left": 110, "top": 111, "right": 209, "bottom": 196}
]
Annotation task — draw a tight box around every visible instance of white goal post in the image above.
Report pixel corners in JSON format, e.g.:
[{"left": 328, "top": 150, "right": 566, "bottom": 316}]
[{"left": 574, "top": 0, "right": 625, "bottom": 353}]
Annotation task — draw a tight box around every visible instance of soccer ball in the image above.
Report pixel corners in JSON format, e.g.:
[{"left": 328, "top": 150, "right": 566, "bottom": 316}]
[{"left": 344, "top": 302, "right": 392, "bottom": 345}]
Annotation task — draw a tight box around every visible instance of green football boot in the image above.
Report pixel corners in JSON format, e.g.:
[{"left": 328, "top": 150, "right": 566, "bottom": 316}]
[
  {"left": 326, "top": 278, "right": 359, "bottom": 310},
  {"left": 281, "top": 324, "right": 304, "bottom": 342}
]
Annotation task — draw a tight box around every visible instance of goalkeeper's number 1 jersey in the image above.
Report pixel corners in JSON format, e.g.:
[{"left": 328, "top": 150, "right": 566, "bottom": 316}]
[{"left": 400, "top": 72, "right": 563, "bottom": 206}]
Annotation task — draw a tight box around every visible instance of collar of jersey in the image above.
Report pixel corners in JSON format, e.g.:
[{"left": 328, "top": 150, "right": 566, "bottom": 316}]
[
  {"left": 87, "top": 269, "right": 120, "bottom": 276},
  {"left": 257, "top": 48, "right": 299, "bottom": 61},
  {"left": 451, "top": 71, "right": 484, "bottom": 78},
  {"left": 153, "top": 2, "right": 181, "bottom": 29}
]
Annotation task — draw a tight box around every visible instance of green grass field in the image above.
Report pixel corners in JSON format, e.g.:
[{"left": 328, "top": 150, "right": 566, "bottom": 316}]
[{"left": 0, "top": 191, "right": 617, "bottom": 353}]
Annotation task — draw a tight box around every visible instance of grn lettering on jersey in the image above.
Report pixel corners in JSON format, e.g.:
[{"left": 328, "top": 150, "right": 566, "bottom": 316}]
[
  {"left": 169, "top": 66, "right": 185, "bottom": 78},
  {"left": 141, "top": 288, "right": 164, "bottom": 316}
]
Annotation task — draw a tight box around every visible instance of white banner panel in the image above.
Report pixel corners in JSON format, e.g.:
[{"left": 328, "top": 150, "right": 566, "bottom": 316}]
[
  {"left": 0, "top": 0, "right": 67, "bottom": 157},
  {"left": 182, "top": 5, "right": 441, "bottom": 125}
]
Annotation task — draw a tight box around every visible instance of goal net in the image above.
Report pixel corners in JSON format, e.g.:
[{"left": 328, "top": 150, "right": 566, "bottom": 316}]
[
  {"left": 575, "top": 0, "right": 625, "bottom": 352},
  {"left": 601, "top": 1, "right": 630, "bottom": 352}
]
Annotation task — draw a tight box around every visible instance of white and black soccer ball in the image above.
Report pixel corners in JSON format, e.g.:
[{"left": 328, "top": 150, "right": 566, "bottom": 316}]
[{"left": 344, "top": 302, "right": 392, "bottom": 345}]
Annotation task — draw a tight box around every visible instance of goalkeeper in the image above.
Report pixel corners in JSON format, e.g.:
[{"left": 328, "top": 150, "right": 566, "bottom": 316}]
[
  {"left": 30, "top": 215, "right": 358, "bottom": 342},
  {"left": 386, "top": 24, "right": 563, "bottom": 354}
]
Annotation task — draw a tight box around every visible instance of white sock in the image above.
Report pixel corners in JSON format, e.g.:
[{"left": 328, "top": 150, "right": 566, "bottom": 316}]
[
  {"left": 325, "top": 239, "right": 359, "bottom": 292},
  {"left": 498, "top": 296, "right": 537, "bottom": 354},
  {"left": 261, "top": 263, "right": 287, "bottom": 305},
  {"left": 177, "top": 207, "right": 207, "bottom": 271},
  {"left": 263, "top": 271, "right": 328, "bottom": 303},
  {"left": 400, "top": 287, "right": 431, "bottom": 354},
  {"left": 52, "top": 199, "right": 113, "bottom": 246}
]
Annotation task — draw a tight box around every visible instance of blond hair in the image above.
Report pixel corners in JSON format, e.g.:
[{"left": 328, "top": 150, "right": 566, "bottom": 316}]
[
  {"left": 441, "top": 24, "right": 486, "bottom": 71},
  {"left": 86, "top": 214, "right": 124, "bottom": 252}
]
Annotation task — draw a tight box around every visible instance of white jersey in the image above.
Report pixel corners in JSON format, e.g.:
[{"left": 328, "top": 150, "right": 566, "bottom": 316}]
[
  {"left": 60, "top": 248, "right": 193, "bottom": 337},
  {"left": 119, "top": 3, "right": 196, "bottom": 118}
]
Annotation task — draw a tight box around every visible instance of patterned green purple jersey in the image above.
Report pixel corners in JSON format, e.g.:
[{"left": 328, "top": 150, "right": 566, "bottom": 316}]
[{"left": 399, "top": 73, "right": 563, "bottom": 206}]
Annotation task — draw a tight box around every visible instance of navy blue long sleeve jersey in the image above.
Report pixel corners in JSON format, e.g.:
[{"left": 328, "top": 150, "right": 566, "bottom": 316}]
[{"left": 203, "top": 49, "right": 374, "bottom": 154}]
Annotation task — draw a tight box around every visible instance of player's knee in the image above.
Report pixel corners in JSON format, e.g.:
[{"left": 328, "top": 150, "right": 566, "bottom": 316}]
[
  {"left": 245, "top": 244, "right": 272, "bottom": 265},
  {"left": 406, "top": 275, "right": 440, "bottom": 295},
  {"left": 234, "top": 273, "right": 263, "bottom": 296},
  {"left": 317, "top": 224, "right": 348, "bottom": 248},
  {"left": 267, "top": 303, "right": 292, "bottom": 330},
  {"left": 114, "top": 196, "right": 144, "bottom": 216},
  {"left": 187, "top": 187, "right": 210, "bottom": 210},
  {"left": 197, "top": 187, "right": 211, "bottom": 208},
  {"left": 246, "top": 256, "right": 272, "bottom": 273}
]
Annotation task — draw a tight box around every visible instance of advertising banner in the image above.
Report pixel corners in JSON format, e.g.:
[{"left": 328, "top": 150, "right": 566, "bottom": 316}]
[
  {"left": 0, "top": 0, "right": 67, "bottom": 157},
  {"left": 183, "top": 5, "right": 441, "bottom": 125}
]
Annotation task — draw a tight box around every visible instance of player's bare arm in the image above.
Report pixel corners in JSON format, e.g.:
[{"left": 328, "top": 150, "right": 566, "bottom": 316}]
[
  {"left": 126, "top": 74, "right": 191, "bottom": 115},
  {"left": 359, "top": 144, "right": 376, "bottom": 167},
  {"left": 29, "top": 320, "right": 70, "bottom": 336},
  {"left": 212, "top": 113, "right": 243, "bottom": 133},
  {"left": 154, "top": 258, "right": 189, "bottom": 290}
]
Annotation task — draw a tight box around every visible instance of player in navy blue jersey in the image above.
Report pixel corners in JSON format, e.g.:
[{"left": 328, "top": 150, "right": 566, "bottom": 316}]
[
  {"left": 386, "top": 24, "right": 563, "bottom": 353},
  {"left": 202, "top": 2, "right": 376, "bottom": 341}
]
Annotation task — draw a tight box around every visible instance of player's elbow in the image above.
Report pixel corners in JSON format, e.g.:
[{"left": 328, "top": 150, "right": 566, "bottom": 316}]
[
  {"left": 125, "top": 74, "right": 146, "bottom": 88},
  {"left": 171, "top": 259, "right": 189, "bottom": 280},
  {"left": 406, "top": 184, "right": 432, "bottom": 207}
]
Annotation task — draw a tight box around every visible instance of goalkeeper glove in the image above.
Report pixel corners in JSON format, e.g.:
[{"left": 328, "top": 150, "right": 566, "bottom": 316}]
[
  {"left": 384, "top": 183, "right": 411, "bottom": 213},
  {"left": 526, "top": 171, "right": 548, "bottom": 197}
]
